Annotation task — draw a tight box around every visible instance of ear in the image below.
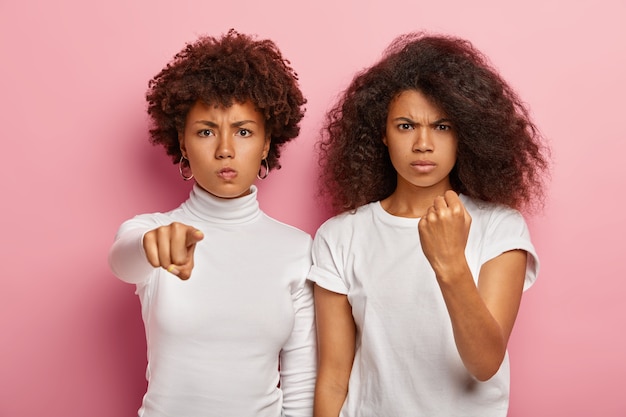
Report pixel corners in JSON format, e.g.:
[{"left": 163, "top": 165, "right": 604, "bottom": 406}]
[
  {"left": 179, "top": 132, "right": 187, "bottom": 157},
  {"left": 382, "top": 135, "right": 388, "bottom": 147},
  {"left": 262, "top": 135, "right": 271, "bottom": 158}
]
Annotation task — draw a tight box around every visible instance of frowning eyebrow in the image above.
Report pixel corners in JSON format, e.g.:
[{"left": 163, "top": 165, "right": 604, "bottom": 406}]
[
  {"left": 392, "top": 117, "right": 452, "bottom": 125},
  {"left": 192, "top": 120, "right": 259, "bottom": 128}
]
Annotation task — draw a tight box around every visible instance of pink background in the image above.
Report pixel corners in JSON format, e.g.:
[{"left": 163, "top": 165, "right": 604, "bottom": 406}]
[{"left": 1, "top": 0, "right": 625, "bottom": 415}]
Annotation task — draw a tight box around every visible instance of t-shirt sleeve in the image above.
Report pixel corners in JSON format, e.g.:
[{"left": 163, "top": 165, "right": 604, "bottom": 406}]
[
  {"left": 482, "top": 208, "right": 540, "bottom": 291},
  {"left": 308, "top": 221, "right": 349, "bottom": 295}
]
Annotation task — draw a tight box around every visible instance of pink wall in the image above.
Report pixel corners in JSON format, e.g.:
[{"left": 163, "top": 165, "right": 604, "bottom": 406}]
[{"left": 1, "top": 0, "right": 625, "bottom": 415}]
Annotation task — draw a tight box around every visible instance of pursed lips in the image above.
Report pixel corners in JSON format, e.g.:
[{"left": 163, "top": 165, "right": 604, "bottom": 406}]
[{"left": 217, "top": 167, "right": 237, "bottom": 180}]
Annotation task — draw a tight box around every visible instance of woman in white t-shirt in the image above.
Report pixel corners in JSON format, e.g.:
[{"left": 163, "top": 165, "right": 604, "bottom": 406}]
[
  {"left": 310, "top": 32, "right": 549, "bottom": 417},
  {"left": 108, "top": 30, "right": 316, "bottom": 417}
]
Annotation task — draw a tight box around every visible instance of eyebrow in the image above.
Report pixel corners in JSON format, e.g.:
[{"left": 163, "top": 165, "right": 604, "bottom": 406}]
[
  {"left": 193, "top": 120, "right": 259, "bottom": 128},
  {"left": 392, "top": 117, "right": 452, "bottom": 125}
]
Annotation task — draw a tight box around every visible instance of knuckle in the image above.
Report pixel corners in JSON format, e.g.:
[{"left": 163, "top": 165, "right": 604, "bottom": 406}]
[
  {"left": 155, "top": 226, "right": 170, "bottom": 239},
  {"left": 170, "top": 222, "right": 188, "bottom": 232}
]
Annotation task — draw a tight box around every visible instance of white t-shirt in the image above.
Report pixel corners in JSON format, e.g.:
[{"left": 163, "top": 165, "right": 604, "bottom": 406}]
[
  {"left": 309, "top": 195, "right": 538, "bottom": 417},
  {"left": 109, "top": 184, "right": 316, "bottom": 417}
]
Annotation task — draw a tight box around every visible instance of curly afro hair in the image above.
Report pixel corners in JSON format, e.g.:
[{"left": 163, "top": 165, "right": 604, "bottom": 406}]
[
  {"left": 146, "top": 29, "right": 306, "bottom": 171},
  {"left": 318, "top": 32, "right": 550, "bottom": 214}
]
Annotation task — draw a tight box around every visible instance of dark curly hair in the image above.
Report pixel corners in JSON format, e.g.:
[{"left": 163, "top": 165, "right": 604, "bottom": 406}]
[
  {"left": 146, "top": 29, "right": 306, "bottom": 170},
  {"left": 318, "top": 32, "right": 550, "bottom": 214}
]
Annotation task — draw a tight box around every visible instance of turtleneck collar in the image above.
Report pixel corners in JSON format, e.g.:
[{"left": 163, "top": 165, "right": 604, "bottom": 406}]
[{"left": 181, "top": 183, "right": 262, "bottom": 224}]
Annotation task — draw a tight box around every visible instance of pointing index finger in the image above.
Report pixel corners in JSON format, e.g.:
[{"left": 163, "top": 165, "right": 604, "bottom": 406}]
[{"left": 186, "top": 228, "right": 204, "bottom": 248}]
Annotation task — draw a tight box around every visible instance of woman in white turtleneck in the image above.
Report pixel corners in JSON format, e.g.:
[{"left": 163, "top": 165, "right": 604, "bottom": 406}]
[{"left": 108, "top": 30, "right": 315, "bottom": 417}]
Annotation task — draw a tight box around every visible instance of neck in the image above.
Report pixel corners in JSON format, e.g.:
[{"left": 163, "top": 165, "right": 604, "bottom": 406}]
[
  {"left": 182, "top": 183, "right": 261, "bottom": 224},
  {"left": 381, "top": 179, "right": 452, "bottom": 218}
]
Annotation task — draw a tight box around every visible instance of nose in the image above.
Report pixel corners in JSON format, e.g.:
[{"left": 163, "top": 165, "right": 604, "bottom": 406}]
[
  {"left": 215, "top": 136, "right": 234, "bottom": 159},
  {"left": 413, "top": 128, "right": 433, "bottom": 152}
]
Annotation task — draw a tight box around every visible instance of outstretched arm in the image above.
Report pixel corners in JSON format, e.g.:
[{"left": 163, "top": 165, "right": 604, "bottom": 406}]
[
  {"left": 313, "top": 285, "right": 356, "bottom": 417},
  {"left": 418, "top": 191, "right": 527, "bottom": 381},
  {"left": 109, "top": 220, "right": 204, "bottom": 283}
]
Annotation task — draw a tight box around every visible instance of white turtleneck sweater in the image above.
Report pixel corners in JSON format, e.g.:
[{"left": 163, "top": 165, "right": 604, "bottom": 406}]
[{"left": 109, "top": 184, "right": 316, "bottom": 417}]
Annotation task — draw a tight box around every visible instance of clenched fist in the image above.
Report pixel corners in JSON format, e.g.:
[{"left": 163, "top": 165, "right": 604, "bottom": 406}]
[
  {"left": 142, "top": 222, "right": 204, "bottom": 280},
  {"left": 418, "top": 190, "right": 471, "bottom": 276}
]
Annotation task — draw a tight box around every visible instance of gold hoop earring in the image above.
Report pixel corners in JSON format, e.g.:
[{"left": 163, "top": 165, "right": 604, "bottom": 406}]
[
  {"left": 179, "top": 156, "right": 194, "bottom": 181},
  {"left": 257, "top": 158, "right": 270, "bottom": 180}
]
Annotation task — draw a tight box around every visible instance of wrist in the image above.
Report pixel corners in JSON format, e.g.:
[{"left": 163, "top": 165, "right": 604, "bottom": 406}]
[{"left": 432, "top": 260, "right": 472, "bottom": 285}]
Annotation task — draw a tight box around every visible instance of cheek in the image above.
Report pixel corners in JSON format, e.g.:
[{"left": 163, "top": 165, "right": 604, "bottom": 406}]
[{"left": 447, "top": 137, "right": 458, "bottom": 158}]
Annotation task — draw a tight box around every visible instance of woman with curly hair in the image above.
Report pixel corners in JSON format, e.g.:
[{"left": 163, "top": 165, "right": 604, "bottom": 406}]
[
  {"left": 108, "top": 30, "right": 315, "bottom": 417},
  {"left": 310, "top": 32, "right": 549, "bottom": 417}
]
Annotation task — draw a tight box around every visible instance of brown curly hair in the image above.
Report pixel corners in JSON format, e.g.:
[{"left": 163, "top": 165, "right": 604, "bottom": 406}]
[
  {"left": 318, "top": 32, "right": 550, "bottom": 214},
  {"left": 146, "top": 29, "right": 306, "bottom": 170}
]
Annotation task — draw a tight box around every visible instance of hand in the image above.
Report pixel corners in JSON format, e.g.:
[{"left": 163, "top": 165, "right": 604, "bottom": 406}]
[
  {"left": 142, "top": 222, "right": 204, "bottom": 280},
  {"left": 418, "top": 190, "right": 471, "bottom": 276}
]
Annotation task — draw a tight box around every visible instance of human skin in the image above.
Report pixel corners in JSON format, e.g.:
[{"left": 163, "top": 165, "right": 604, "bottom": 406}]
[
  {"left": 381, "top": 89, "right": 457, "bottom": 218},
  {"left": 179, "top": 100, "right": 270, "bottom": 200},
  {"left": 142, "top": 100, "right": 270, "bottom": 280},
  {"left": 313, "top": 89, "right": 528, "bottom": 417}
]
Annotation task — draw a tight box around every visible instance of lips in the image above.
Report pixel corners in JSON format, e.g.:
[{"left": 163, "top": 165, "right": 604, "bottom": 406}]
[
  {"left": 411, "top": 160, "right": 436, "bottom": 173},
  {"left": 217, "top": 167, "right": 237, "bottom": 180}
]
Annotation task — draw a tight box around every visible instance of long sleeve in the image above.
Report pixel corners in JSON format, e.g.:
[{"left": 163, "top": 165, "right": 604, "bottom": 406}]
[
  {"left": 108, "top": 220, "right": 155, "bottom": 284},
  {"left": 110, "top": 185, "right": 317, "bottom": 416},
  {"left": 280, "top": 277, "right": 317, "bottom": 417}
]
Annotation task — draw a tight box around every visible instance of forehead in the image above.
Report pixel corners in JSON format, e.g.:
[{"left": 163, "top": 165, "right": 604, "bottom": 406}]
[
  {"left": 186, "top": 99, "right": 264, "bottom": 122},
  {"left": 388, "top": 89, "right": 446, "bottom": 117}
]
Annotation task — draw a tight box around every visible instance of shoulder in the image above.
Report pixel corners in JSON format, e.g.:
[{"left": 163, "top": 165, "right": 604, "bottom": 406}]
[
  {"left": 461, "top": 195, "right": 526, "bottom": 228},
  {"left": 315, "top": 203, "right": 376, "bottom": 238},
  {"left": 462, "top": 195, "right": 533, "bottom": 250},
  {"left": 260, "top": 213, "right": 313, "bottom": 247}
]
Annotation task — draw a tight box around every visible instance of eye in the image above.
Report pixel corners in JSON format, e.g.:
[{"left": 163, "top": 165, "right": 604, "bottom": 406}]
[
  {"left": 435, "top": 124, "right": 452, "bottom": 131},
  {"left": 197, "top": 129, "right": 213, "bottom": 137},
  {"left": 237, "top": 128, "right": 252, "bottom": 137},
  {"left": 398, "top": 123, "right": 414, "bottom": 130}
]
